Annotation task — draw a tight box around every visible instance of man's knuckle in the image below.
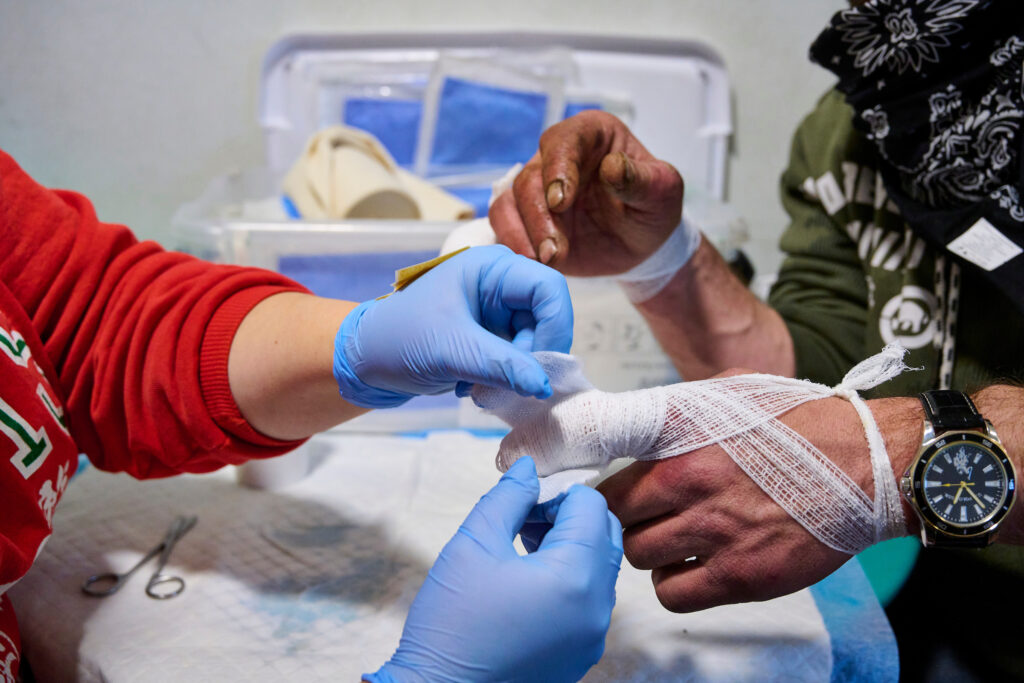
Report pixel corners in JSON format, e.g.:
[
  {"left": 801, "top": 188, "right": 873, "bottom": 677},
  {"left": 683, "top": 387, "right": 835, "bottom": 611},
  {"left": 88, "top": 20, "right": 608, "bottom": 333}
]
[
  {"left": 512, "top": 167, "right": 532, "bottom": 195},
  {"left": 707, "top": 558, "right": 762, "bottom": 603},
  {"left": 653, "top": 582, "right": 689, "bottom": 613},
  {"left": 623, "top": 537, "right": 660, "bottom": 570},
  {"left": 538, "top": 123, "right": 560, "bottom": 147}
]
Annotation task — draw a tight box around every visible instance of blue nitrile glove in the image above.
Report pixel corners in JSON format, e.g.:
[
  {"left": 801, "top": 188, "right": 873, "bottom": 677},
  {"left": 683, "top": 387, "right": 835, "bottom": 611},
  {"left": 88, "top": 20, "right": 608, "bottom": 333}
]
[
  {"left": 364, "top": 457, "right": 624, "bottom": 683},
  {"left": 518, "top": 494, "right": 565, "bottom": 553},
  {"left": 333, "top": 245, "right": 573, "bottom": 408}
]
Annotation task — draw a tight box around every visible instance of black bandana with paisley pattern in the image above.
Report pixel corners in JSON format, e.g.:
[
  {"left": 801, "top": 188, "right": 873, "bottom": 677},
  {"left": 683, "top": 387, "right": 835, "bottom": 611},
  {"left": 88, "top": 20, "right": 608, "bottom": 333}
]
[{"left": 810, "top": 0, "right": 1024, "bottom": 307}]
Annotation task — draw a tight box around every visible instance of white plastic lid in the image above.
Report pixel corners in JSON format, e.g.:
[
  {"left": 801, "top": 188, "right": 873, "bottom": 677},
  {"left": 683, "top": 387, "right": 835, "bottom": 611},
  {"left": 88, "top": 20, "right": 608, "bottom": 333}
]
[{"left": 259, "top": 32, "right": 731, "bottom": 199}]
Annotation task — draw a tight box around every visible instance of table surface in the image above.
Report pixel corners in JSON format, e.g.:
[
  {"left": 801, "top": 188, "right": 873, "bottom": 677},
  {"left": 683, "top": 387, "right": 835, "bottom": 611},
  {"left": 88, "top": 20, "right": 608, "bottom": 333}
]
[{"left": 11, "top": 430, "right": 898, "bottom": 682}]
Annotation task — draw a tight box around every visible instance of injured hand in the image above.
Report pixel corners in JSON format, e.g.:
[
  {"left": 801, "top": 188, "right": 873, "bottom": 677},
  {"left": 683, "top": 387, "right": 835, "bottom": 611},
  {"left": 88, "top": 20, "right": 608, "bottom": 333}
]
[{"left": 472, "top": 347, "right": 911, "bottom": 554}]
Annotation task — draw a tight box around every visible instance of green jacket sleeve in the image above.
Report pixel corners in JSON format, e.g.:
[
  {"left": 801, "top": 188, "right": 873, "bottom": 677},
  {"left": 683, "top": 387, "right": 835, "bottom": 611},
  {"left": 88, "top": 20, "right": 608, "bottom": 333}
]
[{"left": 768, "top": 91, "right": 870, "bottom": 386}]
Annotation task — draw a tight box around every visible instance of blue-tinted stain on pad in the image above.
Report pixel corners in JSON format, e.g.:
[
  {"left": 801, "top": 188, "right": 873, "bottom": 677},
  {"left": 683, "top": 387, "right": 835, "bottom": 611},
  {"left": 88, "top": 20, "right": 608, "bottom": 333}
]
[
  {"left": 809, "top": 559, "right": 899, "bottom": 682},
  {"left": 281, "top": 195, "right": 302, "bottom": 219},
  {"left": 430, "top": 77, "right": 547, "bottom": 170},
  {"left": 344, "top": 98, "right": 423, "bottom": 167},
  {"left": 278, "top": 251, "right": 437, "bottom": 304}
]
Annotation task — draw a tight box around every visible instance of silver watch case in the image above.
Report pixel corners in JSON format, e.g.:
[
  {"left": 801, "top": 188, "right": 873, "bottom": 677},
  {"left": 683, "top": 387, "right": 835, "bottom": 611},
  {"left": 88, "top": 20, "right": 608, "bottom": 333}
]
[{"left": 900, "top": 420, "right": 1016, "bottom": 547}]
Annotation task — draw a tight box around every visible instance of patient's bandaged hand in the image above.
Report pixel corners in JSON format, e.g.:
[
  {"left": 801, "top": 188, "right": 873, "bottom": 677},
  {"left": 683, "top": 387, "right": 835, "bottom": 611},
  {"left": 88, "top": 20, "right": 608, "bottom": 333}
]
[
  {"left": 473, "top": 353, "right": 663, "bottom": 475},
  {"left": 472, "top": 349, "right": 911, "bottom": 554}
]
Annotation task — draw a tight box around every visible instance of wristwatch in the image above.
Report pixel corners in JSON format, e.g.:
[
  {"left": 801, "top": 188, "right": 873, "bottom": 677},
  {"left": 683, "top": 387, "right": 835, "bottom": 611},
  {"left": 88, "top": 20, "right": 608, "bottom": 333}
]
[{"left": 900, "top": 390, "right": 1017, "bottom": 547}]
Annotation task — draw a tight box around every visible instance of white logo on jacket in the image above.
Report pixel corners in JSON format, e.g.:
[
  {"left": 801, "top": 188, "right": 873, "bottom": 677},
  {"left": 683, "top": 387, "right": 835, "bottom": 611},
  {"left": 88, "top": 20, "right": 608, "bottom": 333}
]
[{"left": 879, "top": 285, "right": 937, "bottom": 349}]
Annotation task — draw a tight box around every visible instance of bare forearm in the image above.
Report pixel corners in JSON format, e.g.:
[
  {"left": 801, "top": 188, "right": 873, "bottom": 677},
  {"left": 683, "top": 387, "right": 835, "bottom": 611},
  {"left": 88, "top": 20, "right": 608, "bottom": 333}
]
[
  {"left": 634, "top": 236, "right": 796, "bottom": 380},
  {"left": 228, "top": 292, "right": 368, "bottom": 440}
]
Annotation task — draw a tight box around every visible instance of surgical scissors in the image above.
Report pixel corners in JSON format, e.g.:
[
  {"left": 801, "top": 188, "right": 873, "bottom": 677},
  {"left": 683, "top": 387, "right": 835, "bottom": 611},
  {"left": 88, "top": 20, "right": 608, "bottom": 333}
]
[{"left": 81, "top": 515, "right": 197, "bottom": 600}]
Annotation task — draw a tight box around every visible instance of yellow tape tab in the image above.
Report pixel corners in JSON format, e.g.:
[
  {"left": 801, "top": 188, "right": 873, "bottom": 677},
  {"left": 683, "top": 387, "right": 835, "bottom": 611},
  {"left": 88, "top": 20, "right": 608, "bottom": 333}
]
[{"left": 375, "top": 246, "right": 470, "bottom": 300}]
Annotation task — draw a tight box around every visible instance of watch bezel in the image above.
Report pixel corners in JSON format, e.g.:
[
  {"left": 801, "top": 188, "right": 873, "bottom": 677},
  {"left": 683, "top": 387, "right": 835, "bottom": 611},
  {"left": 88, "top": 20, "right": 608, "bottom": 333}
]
[{"left": 908, "top": 430, "right": 1016, "bottom": 539}]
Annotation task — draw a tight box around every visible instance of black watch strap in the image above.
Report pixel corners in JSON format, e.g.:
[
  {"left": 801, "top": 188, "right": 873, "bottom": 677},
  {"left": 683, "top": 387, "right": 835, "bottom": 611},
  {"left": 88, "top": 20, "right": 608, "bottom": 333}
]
[
  {"left": 936, "top": 534, "right": 992, "bottom": 549},
  {"left": 919, "top": 390, "right": 985, "bottom": 432}
]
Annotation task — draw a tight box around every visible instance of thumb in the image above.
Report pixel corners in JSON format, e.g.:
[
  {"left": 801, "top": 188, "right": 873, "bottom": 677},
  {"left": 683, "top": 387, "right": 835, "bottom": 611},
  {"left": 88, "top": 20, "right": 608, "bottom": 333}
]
[
  {"left": 538, "top": 485, "right": 621, "bottom": 563},
  {"left": 599, "top": 152, "right": 683, "bottom": 218},
  {"left": 459, "top": 457, "right": 541, "bottom": 552},
  {"left": 451, "top": 328, "right": 553, "bottom": 399}
]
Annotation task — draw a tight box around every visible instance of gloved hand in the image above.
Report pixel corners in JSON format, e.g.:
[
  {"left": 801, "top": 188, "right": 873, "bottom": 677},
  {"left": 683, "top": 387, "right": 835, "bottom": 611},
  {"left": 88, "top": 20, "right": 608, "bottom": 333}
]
[
  {"left": 364, "top": 457, "right": 624, "bottom": 683},
  {"left": 334, "top": 245, "right": 574, "bottom": 408}
]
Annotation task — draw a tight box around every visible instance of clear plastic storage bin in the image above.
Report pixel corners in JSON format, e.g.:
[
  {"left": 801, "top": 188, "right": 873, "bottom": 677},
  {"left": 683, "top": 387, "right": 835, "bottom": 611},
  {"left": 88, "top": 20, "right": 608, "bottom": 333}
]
[{"left": 173, "top": 32, "right": 737, "bottom": 432}]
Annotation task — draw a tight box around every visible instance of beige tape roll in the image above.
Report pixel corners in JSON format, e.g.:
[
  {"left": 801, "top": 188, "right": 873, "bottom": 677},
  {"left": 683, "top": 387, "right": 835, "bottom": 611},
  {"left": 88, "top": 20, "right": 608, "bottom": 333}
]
[{"left": 283, "top": 126, "right": 473, "bottom": 221}]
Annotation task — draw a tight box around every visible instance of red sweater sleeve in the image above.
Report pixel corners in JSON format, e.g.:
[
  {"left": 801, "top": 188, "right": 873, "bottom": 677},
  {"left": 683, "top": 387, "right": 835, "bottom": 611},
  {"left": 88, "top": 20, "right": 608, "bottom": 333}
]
[{"left": 0, "top": 150, "right": 310, "bottom": 477}]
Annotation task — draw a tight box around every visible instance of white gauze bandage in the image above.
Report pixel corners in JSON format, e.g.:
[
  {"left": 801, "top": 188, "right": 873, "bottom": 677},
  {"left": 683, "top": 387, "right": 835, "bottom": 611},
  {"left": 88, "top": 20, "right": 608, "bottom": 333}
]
[
  {"left": 471, "top": 344, "right": 912, "bottom": 554},
  {"left": 615, "top": 214, "right": 702, "bottom": 303}
]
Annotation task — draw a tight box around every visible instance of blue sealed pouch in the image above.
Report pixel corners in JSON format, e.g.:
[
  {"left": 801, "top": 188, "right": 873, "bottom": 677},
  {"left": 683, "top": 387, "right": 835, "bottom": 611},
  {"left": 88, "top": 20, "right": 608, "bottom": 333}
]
[
  {"left": 429, "top": 76, "right": 548, "bottom": 170},
  {"left": 344, "top": 97, "right": 423, "bottom": 168},
  {"left": 415, "top": 53, "right": 566, "bottom": 178}
]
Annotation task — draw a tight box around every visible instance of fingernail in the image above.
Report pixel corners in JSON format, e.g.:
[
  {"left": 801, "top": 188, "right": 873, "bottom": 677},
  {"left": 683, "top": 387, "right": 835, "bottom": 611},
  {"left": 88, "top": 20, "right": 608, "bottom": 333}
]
[
  {"left": 538, "top": 237, "right": 558, "bottom": 264},
  {"left": 546, "top": 180, "right": 564, "bottom": 209},
  {"left": 621, "top": 152, "right": 635, "bottom": 185}
]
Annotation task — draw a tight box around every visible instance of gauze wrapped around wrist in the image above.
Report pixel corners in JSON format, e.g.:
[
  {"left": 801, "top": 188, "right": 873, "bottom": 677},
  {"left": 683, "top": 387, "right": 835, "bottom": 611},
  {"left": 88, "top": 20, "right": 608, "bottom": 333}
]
[
  {"left": 472, "top": 346, "right": 912, "bottom": 554},
  {"left": 615, "top": 216, "right": 702, "bottom": 304}
]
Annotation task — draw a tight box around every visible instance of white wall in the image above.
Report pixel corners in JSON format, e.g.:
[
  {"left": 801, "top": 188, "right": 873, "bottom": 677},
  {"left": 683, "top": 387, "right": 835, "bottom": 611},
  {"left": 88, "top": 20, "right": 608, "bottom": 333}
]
[{"left": 0, "top": 0, "right": 843, "bottom": 275}]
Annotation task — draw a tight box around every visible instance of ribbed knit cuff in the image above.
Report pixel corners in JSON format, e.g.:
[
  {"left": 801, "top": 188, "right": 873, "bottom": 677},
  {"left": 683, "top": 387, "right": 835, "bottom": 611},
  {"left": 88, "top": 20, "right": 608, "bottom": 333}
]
[{"left": 200, "top": 285, "right": 308, "bottom": 447}]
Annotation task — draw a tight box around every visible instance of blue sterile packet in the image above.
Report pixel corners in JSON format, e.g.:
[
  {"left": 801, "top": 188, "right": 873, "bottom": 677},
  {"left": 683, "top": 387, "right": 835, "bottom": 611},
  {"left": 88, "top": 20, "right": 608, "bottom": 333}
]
[
  {"left": 415, "top": 52, "right": 567, "bottom": 179},
  {"left": 428, "top": 76, "right": 549, "bottom": 173},
  {"left": 344, "top": 98, "right": 423, "bottom": 167},
  {"left": 278, "top": 250, "right": 437, "bottom": 303}
]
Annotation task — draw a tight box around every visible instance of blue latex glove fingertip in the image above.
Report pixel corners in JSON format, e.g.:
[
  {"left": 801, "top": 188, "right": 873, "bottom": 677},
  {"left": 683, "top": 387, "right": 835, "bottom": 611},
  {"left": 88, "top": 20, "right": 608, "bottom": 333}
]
[{"left": 503, "top": 455, "right": 537, "bottom": 481}]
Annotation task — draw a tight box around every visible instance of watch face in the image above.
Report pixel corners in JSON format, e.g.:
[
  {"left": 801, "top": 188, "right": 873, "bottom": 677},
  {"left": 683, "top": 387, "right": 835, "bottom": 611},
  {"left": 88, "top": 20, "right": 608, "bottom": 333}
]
[{"left": 912, "top": 432, "right": 1016, "bottom": 534}]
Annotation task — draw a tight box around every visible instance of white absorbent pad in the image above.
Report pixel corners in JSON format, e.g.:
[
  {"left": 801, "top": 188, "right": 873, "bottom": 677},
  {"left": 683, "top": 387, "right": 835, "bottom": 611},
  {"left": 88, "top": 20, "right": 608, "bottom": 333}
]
[
  {"left": 472, "top": 346, "right": 911, "bottom": 554},
  {"left": 8, "top": 431, "right": 895, "bottom": 682}
]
